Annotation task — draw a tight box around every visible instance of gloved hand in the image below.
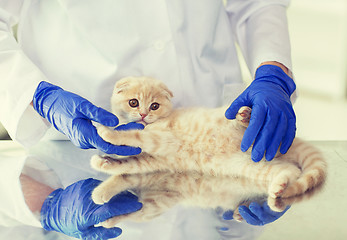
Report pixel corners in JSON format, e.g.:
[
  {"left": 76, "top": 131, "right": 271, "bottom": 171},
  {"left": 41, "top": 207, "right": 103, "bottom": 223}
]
[
  {"left": 222, "top": 202, "right": 290, "bottom": 226},
  {"left": 33, "top": 81, "right": 143, "bottom": 155},
  {"left": 225, "top": 65, "right": 296, "bottom": 162},
  {"left": 40, "top": 178, "right": 143, "bottom": 240}
]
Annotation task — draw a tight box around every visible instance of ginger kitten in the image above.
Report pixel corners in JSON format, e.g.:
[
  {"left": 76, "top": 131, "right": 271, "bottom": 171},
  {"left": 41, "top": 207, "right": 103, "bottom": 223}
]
[{"left": 91, "top": 76, "right": 327, "bottom": 226}]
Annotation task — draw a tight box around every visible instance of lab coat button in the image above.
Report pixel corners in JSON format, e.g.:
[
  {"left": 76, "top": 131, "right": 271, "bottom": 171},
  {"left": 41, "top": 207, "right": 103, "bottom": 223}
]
[{"left": 154, "top": 40, "right": 165, "bottom": 51}]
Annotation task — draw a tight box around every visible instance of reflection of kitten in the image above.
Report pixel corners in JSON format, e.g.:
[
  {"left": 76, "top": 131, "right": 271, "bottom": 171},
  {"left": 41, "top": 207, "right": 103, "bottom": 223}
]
[
  {"left": 94, "top": 172, "right": 323, "bottom": 228},
  {"left": 91, "top": 77, "right": 326, "bottom": 211}
]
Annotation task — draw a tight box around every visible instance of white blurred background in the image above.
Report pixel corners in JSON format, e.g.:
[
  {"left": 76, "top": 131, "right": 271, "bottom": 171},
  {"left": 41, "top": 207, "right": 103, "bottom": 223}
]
[
  {"left": 1, "top": 0, "right": 346, "bottom": 141},
  {"left": 238, "top": 0, "right": 347, "bottom": 141},
  {"left": 288, "top": 0, "right": 347, "bottom": 140}
]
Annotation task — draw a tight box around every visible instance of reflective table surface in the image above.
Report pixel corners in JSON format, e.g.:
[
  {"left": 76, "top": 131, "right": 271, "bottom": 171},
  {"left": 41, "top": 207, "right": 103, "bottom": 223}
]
[
  {"left": 0, "top": 140, "right": 346, "bottom": 240},
  {"left": 258, "top": 141, "right": 347, "bottom": 240}
]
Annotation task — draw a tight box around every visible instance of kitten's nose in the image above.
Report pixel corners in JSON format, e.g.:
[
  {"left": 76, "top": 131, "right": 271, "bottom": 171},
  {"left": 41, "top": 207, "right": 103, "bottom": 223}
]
[{"left": 140, "top": 113, "right": 147, "bottom": 119}]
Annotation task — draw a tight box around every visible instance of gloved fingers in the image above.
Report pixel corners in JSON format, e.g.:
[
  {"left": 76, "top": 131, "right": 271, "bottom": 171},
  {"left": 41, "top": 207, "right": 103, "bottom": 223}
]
[
  {"left": 82, "top": 226, "right": 122, "bottom": 240},
  {"left": 115, "top": 122, "right": 145, "bottom": 131},
  {"left": 280, "top": 115, "right": 296, "bottom": 154},
  {"left": 106, "top": 144, "right": 142, "bottom": 156},
  {"left": 246, "top": 202, "right": 290, "bottom": 225},
  {"left": 69, "top": 120, "right": 112, "bottom": 151},
  {"left": 89, "top": 121, "right": 144, "bottom": 155},
  {"left": 222, "top": 210, "right": 234, "bottom": 220},
  {"left": 91, "top": 131, "right": 142, "bottom": 155},
  {"left": 94, "top": 191, "right": 143, "bottom": 224},
  {"left": 251, "top": 108, "right": 280, "bottom": 162},
  {"left": 239, "top": 202, "right": 272, "bottom": 226},
  {"left": 238, "top": 205, "right": 262, "bottom": 226},
  {"left": 225, "top": 97, "right": 248, "bottom": 120},
  {"left": 78, "top": 101, "right": 119, "bottom": 127},
  {"left": 259, "top": 202, "right": 290, "bottom": 223},
  {"left": 265, "top": 112, "right": 287, "bottom": 160},
  {"left": 248, "top": 202, "right": 269, "bottom": 222},
  {"left": 241, "top": 104, "right": 266, "bottom": 156}
]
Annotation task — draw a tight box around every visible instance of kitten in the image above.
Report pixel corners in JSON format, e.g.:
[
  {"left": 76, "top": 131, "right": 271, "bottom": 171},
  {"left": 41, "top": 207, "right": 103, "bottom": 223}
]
[
  {"left": 94, "top": 171, "right": 323, "bottom": 228},
  {"left": 91, "top": 76, "right": 326, "bottom": 223}
]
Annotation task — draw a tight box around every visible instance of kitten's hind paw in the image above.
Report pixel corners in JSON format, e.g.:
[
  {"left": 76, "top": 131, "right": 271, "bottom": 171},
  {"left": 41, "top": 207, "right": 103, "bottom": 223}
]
[
  {"left": 268, "top": 182, "right": 288, "bottom": 199},
  {"left": 267, "top": 197, "right": 289, "bottom": 212},
  {"left": 268, "top": 166, "right": 301, "bottom": 198},
  {"left": 236, "top": 106, "right": 251, "bottom": 127},
  {"left": 90, "top": 155, "right": 112, "bottom": 171}
]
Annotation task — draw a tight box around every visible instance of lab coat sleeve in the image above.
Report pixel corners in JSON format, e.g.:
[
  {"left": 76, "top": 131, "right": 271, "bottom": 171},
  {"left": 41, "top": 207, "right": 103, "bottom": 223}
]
[
  {"left": 0, "top": 4, "right": 50, "bottom": 147},
  {"left": 0, "top": 154, "right": 42, "bottom": 228},
  {"left": 225, "top": 0, "right": 292, "bottom": 76}
]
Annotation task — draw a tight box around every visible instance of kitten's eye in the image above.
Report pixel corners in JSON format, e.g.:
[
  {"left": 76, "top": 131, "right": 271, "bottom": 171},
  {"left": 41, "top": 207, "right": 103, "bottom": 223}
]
[
  {"left": 129, "top": 99, "right": 139, "bottom": 108},
  {"left": 150, "top": 102, "right": 160, "bottom": 111}
]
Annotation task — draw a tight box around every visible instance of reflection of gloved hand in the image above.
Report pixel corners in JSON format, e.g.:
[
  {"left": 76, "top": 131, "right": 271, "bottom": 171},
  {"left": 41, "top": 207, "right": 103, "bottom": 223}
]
[
  {"left": 33, "top": 81, "right": 143, "bottom": 155},
  {"left": 41, "top": 178, "right": 143, "bottom": 239},
  {"left": 222, "top": 202, "right": 290, "bottom": 226},
  {"left": 225, "top": 65, "right": 296, "bottom": 162}
]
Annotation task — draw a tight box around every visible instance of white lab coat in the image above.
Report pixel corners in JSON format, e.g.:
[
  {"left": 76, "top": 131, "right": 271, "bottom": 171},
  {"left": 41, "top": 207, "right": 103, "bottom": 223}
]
[{"left": 0, "top": 0, "right": 291, "bottom": 239}]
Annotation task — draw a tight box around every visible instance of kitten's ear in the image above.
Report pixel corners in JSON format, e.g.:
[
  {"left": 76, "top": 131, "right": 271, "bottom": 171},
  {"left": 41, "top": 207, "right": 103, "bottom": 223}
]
[
  {"left": 161, "top": 84, "right": 174, "bottom": 100},
  {"left": 114, "top": 78, "right": 131, "bottom": 94}
]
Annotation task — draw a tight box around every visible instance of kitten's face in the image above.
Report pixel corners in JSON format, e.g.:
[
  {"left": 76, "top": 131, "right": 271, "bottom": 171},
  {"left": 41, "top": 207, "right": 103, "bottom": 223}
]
[{"left": 111, "top": 77, "right": 173, "bottom": 125}]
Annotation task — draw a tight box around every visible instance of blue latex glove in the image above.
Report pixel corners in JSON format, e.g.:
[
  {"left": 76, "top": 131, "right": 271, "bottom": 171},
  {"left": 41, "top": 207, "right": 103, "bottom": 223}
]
[
  {"left": 41, "top": 178, "right": 143, "bottom": 240},
  {"left": 222, "top": 202, "right": 290, "bottom": 226},
  {"left": 225, "top": 65, "right": 296, "bottom": 162},
  {"left": 33, "top": 81, "right": 143, "bottom": 155},
  {"left": 115, "top": 122, "right": 144, "bottom": 131}
]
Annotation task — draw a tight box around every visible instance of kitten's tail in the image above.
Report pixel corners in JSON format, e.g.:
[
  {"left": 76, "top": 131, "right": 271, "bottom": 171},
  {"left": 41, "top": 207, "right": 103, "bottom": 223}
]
[
  {"left": 282, "top": 139, "right": 327, "bottom": 198},
  {"left": 98, "top": 125, "right": 180, "bottom": 156}
]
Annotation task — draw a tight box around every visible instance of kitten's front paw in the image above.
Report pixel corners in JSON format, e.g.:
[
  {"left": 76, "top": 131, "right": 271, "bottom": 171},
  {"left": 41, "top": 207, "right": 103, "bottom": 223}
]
[
  {"left": 236, "top": 106, "right": 251, "bottom": 127},
  {"left": 92, "top": 185, "right": 114, "bottom": 205},
  {"left": 97, "top": 125, "right": 112, "bottom": 140},
  {"left": 100, "top": 217, "right": 121, "bottom": 228}
]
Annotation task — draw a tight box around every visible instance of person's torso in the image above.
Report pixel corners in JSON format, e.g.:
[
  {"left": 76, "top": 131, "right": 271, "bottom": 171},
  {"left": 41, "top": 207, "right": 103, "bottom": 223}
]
[{"left": 17, "top": 0, "right": 243, "bottom": 110}]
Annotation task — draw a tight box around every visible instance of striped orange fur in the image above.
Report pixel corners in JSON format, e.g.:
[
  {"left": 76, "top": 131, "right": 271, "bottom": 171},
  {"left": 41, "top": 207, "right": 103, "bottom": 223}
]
[
  {"left": 91, "top": 76, "right": 327, "bottom": 215},
  {"left": 93, "top": 171, "right": 324, "bottom": 227}
]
